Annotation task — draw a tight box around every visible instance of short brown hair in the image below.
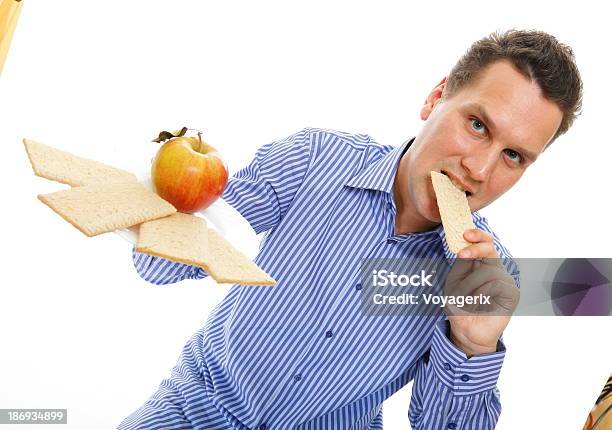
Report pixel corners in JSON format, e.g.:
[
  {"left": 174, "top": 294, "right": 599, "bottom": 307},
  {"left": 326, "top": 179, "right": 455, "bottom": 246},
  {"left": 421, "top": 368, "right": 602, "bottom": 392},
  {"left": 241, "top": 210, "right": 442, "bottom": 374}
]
[{"left": 445, "top": 29, "right": 583, "bottom": 142}]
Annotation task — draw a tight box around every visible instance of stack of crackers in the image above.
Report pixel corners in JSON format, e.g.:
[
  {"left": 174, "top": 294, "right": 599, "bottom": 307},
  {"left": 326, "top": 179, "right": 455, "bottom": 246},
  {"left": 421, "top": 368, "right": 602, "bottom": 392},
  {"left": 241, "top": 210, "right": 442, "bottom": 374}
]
[{"left": 23, "top": 139, "right": 275, "bottom": 286}]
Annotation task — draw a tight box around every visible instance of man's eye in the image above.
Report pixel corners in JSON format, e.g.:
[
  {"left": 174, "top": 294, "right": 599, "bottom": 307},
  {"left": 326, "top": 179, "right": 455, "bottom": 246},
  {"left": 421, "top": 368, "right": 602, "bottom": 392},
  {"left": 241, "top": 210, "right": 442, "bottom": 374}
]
[
  {"left": 470, "top": 118, "right": 486, "bottom": 135},
  {"left": 503, "top": 149, "right": 523, "bottom": 164}
]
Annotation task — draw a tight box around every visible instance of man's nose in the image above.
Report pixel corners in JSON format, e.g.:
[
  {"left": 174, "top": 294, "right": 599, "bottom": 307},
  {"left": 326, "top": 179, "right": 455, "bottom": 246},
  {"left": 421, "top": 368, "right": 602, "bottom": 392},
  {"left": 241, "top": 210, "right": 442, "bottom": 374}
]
[{"left": 460, "top": 147, "right": 497, "bottom": 183}]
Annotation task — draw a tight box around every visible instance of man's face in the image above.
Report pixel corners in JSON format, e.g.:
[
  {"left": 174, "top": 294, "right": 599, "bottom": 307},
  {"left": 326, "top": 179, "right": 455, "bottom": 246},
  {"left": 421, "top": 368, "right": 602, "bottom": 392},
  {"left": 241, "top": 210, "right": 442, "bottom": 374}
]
[{"left": 398, "top": 60, "right": 564, "bottom": 230}]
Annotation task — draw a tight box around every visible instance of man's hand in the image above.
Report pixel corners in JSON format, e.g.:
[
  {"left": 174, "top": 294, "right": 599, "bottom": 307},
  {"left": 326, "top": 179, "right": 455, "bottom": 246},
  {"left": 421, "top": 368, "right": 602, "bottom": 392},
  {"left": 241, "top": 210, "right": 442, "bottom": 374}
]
[{"left": 444, "top": 229, "right": 519, "bottom": 357}]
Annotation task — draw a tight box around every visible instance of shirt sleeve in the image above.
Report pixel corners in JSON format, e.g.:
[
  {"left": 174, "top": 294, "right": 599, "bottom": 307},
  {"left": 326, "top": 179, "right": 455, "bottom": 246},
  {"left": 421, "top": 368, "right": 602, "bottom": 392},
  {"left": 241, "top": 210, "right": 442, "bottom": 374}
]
[
  {"left": 222, "top": 127, "right": 313, "bottom": 234},
  {"left": 131, "top": 247, "right": 208, "bottom": 285},
  {"left": 408, "top": 319, "right": 506, "bottom": 429},
  {"left": 131, "top": 128, "right": 314, "bottom": 285}
]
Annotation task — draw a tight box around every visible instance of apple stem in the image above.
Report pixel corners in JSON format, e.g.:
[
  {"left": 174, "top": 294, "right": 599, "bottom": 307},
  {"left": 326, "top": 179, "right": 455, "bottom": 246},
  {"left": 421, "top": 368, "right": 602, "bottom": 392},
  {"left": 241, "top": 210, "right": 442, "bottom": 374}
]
[
  {"left": 185, "top": 128, "right": 205, "bottom": 152},
  {"left": 197, "top": 132, "right": 204, "bottom": 152}
]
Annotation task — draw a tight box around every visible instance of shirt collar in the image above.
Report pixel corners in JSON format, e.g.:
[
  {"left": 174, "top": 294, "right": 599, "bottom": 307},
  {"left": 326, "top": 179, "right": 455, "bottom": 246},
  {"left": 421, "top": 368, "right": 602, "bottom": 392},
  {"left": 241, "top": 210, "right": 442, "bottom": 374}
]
[
  {"left": 345, "top": 136, "right": 456, "bottom": 262},
  {"left": 345, "top": 137, "right": 414, "bottom": 194}
]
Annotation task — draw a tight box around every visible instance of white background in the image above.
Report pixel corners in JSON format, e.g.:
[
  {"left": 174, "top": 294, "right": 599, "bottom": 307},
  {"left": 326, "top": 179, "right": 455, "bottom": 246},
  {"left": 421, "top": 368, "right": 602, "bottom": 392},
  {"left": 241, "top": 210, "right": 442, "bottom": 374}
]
[{"left": 1, "top": 1, "right": 610, "bottom": 428}]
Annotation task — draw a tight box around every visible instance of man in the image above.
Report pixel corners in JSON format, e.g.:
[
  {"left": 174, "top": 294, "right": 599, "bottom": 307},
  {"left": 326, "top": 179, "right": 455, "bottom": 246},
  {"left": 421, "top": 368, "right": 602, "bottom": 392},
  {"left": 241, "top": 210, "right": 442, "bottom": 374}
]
[{"left": 119, "top": 30, "right": 582, "bottom": 429}]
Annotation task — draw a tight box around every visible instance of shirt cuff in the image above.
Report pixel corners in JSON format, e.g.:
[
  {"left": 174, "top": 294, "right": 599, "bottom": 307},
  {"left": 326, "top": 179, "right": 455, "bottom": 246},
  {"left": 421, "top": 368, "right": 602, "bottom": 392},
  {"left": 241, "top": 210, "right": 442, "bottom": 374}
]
[
  {"left": 429, "top": 319, "right": 506, "bottom": 396},
  {"left": 189, "top": 267, "right": 207, "bottom": 279}
]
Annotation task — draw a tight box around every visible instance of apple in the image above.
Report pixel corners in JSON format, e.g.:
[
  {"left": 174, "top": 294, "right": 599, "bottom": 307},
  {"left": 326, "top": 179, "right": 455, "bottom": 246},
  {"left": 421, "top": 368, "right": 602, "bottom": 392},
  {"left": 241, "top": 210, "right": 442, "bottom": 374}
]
[{"left": 151, "top": 131, "right": 228, "bottom": 213}]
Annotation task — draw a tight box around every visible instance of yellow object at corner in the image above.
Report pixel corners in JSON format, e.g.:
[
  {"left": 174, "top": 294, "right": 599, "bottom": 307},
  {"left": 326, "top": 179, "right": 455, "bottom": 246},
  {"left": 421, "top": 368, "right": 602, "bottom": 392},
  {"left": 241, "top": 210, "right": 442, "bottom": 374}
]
[{"left": 0, "top": 0, "right": 24, "bottom": 76}]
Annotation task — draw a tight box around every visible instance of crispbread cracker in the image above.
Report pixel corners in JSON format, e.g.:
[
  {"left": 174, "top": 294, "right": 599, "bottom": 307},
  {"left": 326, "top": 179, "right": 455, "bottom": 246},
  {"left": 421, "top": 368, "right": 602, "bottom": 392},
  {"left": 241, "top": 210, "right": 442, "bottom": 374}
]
[
  {"left": 206, "top": 228, "right": 276, "bottom": 286},
  {"left": 23, "top": 138, "right": 137, "bottom": 187},
  {"left": 38, "top": 182, "right": 176, "bottom": 237},
  {"left": 135, "top": 214, "right": 275, "bottom": 286},
  {"left": 431, "top": 171, "right": 475, "bottom": 254},
  {"left": 136, "top": 213, "right": 209, "bottom": 268}
]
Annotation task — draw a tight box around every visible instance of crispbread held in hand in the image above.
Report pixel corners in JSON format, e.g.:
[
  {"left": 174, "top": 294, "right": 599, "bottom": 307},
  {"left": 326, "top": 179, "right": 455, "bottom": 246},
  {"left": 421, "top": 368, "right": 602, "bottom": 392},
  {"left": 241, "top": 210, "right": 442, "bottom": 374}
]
[
  {"left": 137, "top": 213, "right": 209, "bottom": 268},
  {"left": 206, "top": 228, "right": 276, "bottom": 286},
  {"left": 430, "top": 171, "right": 475, "bottom": 254},
  {"left": 23, "top": 138, "right": 137, "bottom": 187},
  {"left": 38, "top": 182, "right": 176, "bottom": 237}
]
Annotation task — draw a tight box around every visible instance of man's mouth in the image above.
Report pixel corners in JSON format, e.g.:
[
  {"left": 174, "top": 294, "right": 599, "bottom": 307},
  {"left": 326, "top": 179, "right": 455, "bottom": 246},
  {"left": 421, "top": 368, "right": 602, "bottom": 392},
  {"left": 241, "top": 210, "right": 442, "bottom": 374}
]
[{"left": 440, "top": 170, "right": 473, "bottom": 197}]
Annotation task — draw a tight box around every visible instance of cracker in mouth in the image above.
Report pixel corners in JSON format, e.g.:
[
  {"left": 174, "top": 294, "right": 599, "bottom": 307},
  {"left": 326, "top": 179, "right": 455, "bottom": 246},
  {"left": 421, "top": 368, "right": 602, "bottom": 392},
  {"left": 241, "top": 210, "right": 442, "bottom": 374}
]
[
  {"left": 431, "top": 171, "right": 475, "bottom": 254},
  {"left": 440, "top": 170, "right": 472, "bottom": 197}
]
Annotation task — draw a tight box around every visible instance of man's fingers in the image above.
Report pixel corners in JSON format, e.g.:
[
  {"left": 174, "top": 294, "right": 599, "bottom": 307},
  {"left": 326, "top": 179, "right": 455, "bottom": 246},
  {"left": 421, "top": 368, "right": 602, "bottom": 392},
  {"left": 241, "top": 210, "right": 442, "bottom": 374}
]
[
  {"left": 457, "top": 228, "right": 499, "bottom": 259},
  {"left": 463, "top": 228, "right": 494, "bottom": 244},
  {"left": 445, "top": 281, "right": 518, "bottom": 316},
  {"left": 446, "top": 264, "right": 514, "bottom": 298},
  {"left": 446, "top": 256, "right": 503, "bottom": 289},
  {"left": 444, "top": 302, "right": 472, "bottom": 317},
  {"left": 457, "top": 242, "right": 498, "bottom": 259},
  {"left": 460, "top": 265, "right": 513, "bottom": 293},
  {"left": 446, "top": 258, "right": 475, "bottom": 284},
  {"left": 469, "top": 281, "right": 520, "bottom": 314}
]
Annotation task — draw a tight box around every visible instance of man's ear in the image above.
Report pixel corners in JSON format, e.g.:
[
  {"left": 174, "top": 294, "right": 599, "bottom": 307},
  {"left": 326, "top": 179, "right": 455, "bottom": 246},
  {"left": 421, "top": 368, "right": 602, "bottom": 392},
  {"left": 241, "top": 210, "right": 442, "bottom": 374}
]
[{"left": 420, "top": 77, "right": 448, "bottom": 120}]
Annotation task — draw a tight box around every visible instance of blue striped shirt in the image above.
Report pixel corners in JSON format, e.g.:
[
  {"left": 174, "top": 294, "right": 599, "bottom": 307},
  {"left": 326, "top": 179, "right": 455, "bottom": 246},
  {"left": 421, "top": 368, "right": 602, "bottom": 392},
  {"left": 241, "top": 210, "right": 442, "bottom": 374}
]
[{"left": 131, "top": 128, "right": 517, "bottom": 429}]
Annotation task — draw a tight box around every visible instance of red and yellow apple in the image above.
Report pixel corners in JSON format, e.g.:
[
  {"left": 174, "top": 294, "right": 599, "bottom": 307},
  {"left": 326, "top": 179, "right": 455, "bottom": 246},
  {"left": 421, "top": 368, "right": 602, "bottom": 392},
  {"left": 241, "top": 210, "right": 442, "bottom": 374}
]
[{"left": 151, "top": 132, "right": 228, "bottom": 213}]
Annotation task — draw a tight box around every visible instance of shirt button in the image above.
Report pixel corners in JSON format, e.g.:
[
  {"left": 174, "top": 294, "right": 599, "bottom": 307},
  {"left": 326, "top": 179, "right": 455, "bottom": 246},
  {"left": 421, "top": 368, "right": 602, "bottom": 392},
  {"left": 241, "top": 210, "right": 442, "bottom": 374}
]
[
  {"left": 355, "top": 283, "right": 362, "bottom": 291},
  {"left": 447, "top": 423, "right": 457, "bottom": 429},
  {"left": 443, "top": 363, "right": 452, "bottom": 371},
  {"left": 259, "top": 424, "right": 267, "bottom": 430},
  {"left": 461, "top": 374, "right": 470, "bottom": 382},
  {"left": 294, "top": 373, "right": 302, "bottom": 382},
  {"left": 386, "top": 202, "right": 393, "bottom": 210}
]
